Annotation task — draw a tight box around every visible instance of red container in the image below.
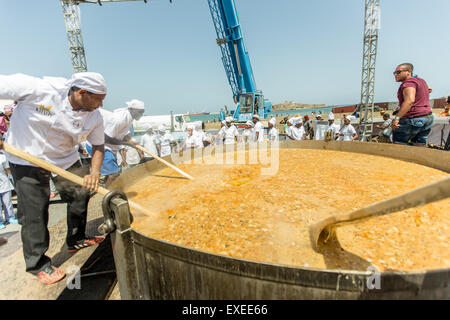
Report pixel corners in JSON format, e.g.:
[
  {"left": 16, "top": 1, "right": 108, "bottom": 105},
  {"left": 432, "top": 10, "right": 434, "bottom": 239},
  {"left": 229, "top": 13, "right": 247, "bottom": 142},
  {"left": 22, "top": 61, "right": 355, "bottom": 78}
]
[{"left": 332, "top": 105, "right": 357, "bottom": 114}]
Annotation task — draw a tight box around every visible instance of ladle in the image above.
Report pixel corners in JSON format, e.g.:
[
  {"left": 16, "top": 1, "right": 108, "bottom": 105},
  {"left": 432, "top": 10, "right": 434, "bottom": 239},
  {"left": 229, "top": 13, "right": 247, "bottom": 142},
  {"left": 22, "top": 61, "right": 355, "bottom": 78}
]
[{"left": 135, "top": 145, "right": 194, "bottom": 181}]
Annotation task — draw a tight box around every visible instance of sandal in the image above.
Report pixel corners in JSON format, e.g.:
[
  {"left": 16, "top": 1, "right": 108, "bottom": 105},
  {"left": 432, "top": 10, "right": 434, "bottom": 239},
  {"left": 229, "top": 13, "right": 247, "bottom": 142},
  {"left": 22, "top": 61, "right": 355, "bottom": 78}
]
[
  {"left": 35, "top": 266, "right": 66, "bottom": 285},
  {"left": 67, "top": 236, "right": 106, "bottom": 253}
]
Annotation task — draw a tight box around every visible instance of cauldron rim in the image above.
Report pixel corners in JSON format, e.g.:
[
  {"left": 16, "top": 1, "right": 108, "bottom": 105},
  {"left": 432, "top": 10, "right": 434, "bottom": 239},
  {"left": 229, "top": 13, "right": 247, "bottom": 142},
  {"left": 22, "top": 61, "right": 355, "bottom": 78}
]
[{"left": 111, "top": 140, "right": 450, "bottom": 296}]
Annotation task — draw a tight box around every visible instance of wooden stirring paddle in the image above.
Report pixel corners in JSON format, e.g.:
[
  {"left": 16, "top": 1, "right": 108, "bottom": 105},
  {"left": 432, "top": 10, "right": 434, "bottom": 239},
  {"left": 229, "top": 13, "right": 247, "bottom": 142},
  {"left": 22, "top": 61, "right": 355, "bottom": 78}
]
[
  {"left": 135, "top": 145, "right": 194, "bottom": 181},
  {"left": 3, "top": 142, "right": 154, "bottom": 218},
  {"left": 309, "top": 176, "right": 450, "bottom": 251}
]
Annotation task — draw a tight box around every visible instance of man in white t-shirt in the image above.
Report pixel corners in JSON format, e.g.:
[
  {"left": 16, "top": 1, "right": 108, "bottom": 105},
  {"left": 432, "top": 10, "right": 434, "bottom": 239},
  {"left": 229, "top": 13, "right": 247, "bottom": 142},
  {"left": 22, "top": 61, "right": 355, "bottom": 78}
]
[
  {"left": 337, "top": 116, "right": 358, "bottom": 141},
  {"left": 156, "top": 125, "right": 176, "bottom": 157},
  {"left": 286, "top": 117, "right": 305, "bottom": 140},
  {"left": 218, "top": 117, "right": 239, "bottom": 145},
  {"left": 181, "top": 125, "right": 203, "bottom": 150},
  {"left": 140, "top": 128, "right": 159, "bottom": 161},
  {"left": 324, "top": 112, "right": 340, "bottom": 141},
  {"left": 87, "top": 99, "right": 145, "bottom": 186},
  {"left": 252, "top": 114, "right": 264, "bottom": 142},
  {"left": 242, "top": 120, "right": 254, "bottom": 143},
  {"left": 193, "top": 122, "right": 212, "bottom": 148},
  {"left": 0, "top": 72, "right": 107, "bottom": 284},
  {"left": 268, "top": 117, "right": 279, "bottom": 141}
]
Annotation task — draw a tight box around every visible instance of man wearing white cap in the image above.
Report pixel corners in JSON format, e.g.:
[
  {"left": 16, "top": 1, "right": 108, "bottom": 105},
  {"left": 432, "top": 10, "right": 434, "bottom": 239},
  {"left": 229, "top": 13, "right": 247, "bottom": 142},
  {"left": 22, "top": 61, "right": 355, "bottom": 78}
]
[
  {"left": 337, "top": 116, "right": 358, "bottom": 141},
  {"left": 140, "top": 127, "right": 158, "bottom": 162},
  {"left": 181, "top": 125, "right": 202, "bottom": 150},
  {"left": 218, "top": 117, "right": 239, "bottom": 144},
  {"left": 193, "top": 122, "right": 211, "bottom": 148},
  {"left": 0, "top": 72, "right": 107, "bottom": 284},
  {"left": 324, "top": 112, "right": 339, "bottom": 141},
  {"left": 156, "top": 125, "right": 176, "bottom": 157},
  {"left": 268, "top": 117, "right": 278, "bottom": 141},
  {"left": 286, "top": 117, "right": 305, "bottom": 140},
  {"left": 242, "top": 120, "right": 254, "bottom": 143},
  {"left": 252, "top": 114, "right": 264, "bottom": 142},
  {"left": 87, "top": 98, "right": 145, "bottom": 186}
]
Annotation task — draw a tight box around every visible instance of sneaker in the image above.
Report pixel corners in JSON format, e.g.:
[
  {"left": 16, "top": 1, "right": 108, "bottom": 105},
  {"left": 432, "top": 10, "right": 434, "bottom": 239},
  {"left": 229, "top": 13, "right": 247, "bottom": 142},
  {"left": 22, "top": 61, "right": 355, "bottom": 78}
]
[
  {"left": 35, "top": 266, "right": 66, "bottom": 285},
  {"left": 49, "top": 193, "right": 57, "bottom": 199},
  {"left": 67, "top": 236, "right": 105, "bottom": 253},
  {"left": 6, "top": 218, "right": 18, "bottom": 225},
  {"left": 0, "top": 224, "right": 5, "bottom": 230}
]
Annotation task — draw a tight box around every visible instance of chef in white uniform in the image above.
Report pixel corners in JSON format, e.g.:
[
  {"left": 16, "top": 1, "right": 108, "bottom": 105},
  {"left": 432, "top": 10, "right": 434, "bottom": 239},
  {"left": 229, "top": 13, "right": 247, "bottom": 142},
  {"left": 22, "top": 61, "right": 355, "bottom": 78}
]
[
  {"left": 193, "top": 122, "right": 211, "bottom": 148},
  {"left": 218, "top": 117, "right": 239, "bottom": 145},
  {"left": 337, "top": 116, "right": 358, "bottom": 141},
  {"left": 0, "top": 72, "right": 107, "bottom": 284},
  {"left": 181, "top": 125, "right": 203, "bottom": 150},
  {"left": 156, "top": 125, "right": 176, "bottom": 157},
  {"left": 86, "top": 99, "right": 145, "bottom": 186},
  {"left": 140, "top": 127, "right": 159, "bottom": 161},
  {"left": 268, "top": 117, "right": 279, "bottom": 141},
  {"left": 252, "top": 114, "right": 265, "bottom": 142},
  {"left": 242, "top": 120, "right": 254, "bottom": 143},
  {"left": 324, "top": 112, "right": 340, "bottom": 141},
  {"left": 286, "top": 117, "right": 305, "bottom": 140}
]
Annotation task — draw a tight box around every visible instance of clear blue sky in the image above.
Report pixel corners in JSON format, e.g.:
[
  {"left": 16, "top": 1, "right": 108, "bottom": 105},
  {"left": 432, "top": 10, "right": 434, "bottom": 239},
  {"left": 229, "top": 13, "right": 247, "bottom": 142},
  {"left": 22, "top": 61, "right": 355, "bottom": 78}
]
[{"left": 1, "top": 0, "right": 449, "bottom": 115}]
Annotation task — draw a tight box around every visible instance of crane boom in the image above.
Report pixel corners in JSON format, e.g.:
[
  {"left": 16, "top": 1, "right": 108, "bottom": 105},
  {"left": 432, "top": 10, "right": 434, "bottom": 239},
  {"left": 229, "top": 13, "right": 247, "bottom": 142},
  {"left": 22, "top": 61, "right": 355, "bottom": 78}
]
[{"left": 207, "top": 0, "right": 270, "bottom": 121}]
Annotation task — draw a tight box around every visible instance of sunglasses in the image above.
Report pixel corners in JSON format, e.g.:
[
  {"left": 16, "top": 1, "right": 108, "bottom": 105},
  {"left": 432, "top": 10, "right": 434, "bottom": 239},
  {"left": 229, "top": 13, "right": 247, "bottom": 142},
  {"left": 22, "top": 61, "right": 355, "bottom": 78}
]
[{"left": 393, "top": 69, "right": 408, "bottom": 75}]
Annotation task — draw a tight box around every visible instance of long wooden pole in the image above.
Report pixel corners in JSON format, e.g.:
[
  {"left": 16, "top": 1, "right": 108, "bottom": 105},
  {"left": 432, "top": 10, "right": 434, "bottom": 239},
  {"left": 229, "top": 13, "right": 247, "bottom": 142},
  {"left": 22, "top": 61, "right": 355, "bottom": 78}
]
[
  {"left": 3, "top": 142, "right": 154, "bottom": 218},
  {"left": 135, "top": 144, "right": 194, "bottom": 180},
  {"left": 309, "top": 175, "right": 450, "bottom": 251}
]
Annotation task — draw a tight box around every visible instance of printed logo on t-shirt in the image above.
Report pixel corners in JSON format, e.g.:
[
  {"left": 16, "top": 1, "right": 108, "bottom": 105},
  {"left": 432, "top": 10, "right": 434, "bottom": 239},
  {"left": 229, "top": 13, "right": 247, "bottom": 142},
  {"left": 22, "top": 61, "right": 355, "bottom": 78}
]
[
  {"left": 72, "top": 120, "right": 82, "bottom": 129},
  {"left": 35, "top": 104, "right": 54, "bottom": 117}
]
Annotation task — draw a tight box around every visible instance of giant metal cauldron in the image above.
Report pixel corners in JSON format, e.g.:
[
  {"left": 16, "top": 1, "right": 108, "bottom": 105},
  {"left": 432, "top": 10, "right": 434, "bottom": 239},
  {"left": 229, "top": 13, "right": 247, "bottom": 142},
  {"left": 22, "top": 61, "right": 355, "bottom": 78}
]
[{"left": 102, "top": 140, "right": 450, "bottom": 299}]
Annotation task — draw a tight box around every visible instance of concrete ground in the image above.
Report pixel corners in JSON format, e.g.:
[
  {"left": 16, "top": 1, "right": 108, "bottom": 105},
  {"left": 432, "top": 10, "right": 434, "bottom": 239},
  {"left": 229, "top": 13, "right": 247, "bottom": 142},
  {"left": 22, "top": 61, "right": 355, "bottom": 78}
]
[{"left": 0, "top": 194, "right": 111, "bottom": 300}]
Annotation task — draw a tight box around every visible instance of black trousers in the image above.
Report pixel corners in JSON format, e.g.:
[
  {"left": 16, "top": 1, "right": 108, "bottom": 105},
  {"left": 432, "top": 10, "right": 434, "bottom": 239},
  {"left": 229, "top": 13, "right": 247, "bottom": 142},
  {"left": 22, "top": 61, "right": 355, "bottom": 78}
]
[{"left": 10, "top": 161, "right": 91, "bottom": 275}]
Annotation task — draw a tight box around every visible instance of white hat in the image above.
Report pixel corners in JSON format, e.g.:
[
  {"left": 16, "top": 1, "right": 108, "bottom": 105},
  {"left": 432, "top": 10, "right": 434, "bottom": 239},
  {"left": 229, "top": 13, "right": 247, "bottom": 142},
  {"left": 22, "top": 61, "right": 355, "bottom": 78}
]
[
  {"left": 66, "top": 72, "right": 107, "bottom": 94},
  {"left": 221, "top": 120, "right": 227, "bottom": 125},
  {"left": 245, "top": 120, "right": 254, "bottom": 126},
  {"left": 158, "top": 125, "right": 166, "bottom": 132},
  {"left": 225, "top": 116, "right": 233, "bottom": 122},
  {"left": 328, "top": 112, "right": 334, "bottom": 120},
  {"left": 294, "top": 119, "right": 303, "bottom": 125},
  {"left": 187, "top": 125, "right": 195, "bottom": 131},
  {"left": 252, "top": 114, "right": 260, "bottom": 120},
  {"left": 269, "top": 117, "right": 276, "bottom": 125},
  {"left": 288, "top": 118, "right": 295, "bottom": 125},
  {"left": 126, "top": 99, "right": 145, "bottom": 110}
]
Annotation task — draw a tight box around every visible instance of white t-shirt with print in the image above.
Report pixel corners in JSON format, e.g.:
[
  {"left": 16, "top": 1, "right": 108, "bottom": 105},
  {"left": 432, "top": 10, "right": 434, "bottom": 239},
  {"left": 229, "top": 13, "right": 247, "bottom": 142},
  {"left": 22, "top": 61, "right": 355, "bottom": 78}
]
[{"left": 0, "top": 73, "right": 104, "bottom": 169}]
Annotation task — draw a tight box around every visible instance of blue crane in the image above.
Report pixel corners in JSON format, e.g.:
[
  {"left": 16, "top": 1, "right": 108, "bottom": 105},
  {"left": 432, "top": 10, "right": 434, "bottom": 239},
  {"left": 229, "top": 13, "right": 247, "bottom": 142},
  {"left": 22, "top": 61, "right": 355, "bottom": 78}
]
[{"left": 207, "top": 0, "right": 271, "bottom": 121}]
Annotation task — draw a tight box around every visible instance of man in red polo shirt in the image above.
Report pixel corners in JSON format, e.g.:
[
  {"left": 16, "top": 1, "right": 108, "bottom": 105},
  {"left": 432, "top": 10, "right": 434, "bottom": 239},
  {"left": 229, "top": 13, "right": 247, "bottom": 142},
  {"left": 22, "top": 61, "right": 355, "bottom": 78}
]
[{"left": 391, "top": 63, "right": 433, "bottom": 146}]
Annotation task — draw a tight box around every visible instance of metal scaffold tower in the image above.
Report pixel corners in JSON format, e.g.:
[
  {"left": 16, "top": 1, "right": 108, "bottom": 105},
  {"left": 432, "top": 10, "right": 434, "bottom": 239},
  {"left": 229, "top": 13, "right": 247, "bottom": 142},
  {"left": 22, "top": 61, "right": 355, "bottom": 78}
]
[
  {"left": 61, "top": 0, "right": 87, "bottom": 72},
  {"left": 359, "top": 0, "right": 380, "bottom": 141}
]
